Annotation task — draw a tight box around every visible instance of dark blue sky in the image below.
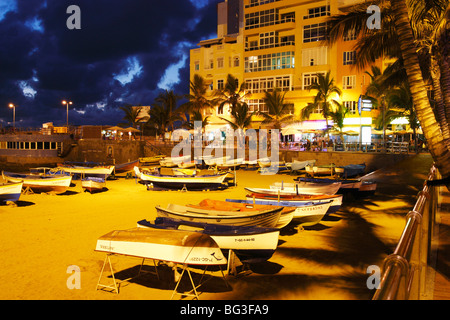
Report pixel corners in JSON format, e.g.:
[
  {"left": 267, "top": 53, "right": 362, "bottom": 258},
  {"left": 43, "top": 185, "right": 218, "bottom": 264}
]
[{"left": 0, "top": 0, "right": 219, "bottom": 128}]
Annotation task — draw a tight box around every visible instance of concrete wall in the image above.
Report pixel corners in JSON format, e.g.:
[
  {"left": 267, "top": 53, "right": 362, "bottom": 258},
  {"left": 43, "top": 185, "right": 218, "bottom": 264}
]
[
  {"left": 0, "top": 137, "right": 412, "bottom": 173},
  {"left": 65, "top": 139, "right": 145, "bottom": 164}
]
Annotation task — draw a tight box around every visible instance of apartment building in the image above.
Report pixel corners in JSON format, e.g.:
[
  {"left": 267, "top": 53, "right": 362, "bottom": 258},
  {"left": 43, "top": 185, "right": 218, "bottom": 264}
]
[{"left": 189, "top": 0, "right": 386, "bottom": 143}]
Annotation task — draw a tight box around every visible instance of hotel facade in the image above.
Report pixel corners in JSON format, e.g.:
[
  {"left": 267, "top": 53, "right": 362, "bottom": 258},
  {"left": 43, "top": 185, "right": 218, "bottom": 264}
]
[{"left": 189, "top": 0, "right": 395, "bottom": 144}]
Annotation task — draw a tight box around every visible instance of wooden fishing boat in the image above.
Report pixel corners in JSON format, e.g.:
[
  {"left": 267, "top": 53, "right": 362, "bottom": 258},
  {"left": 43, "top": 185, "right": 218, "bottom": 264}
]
[
  {"left": 244, "top": 192, "right": 343, "bottom": 214},
  {"left": 296, "top": 176, "right": 376, "bottom": 195},
  {"left": 139, "top": 155, "right": 165, "bottom": 165},
  {"left": 115, "top": 159, "right": 139, "bottom": 173},
  {"left": 290, "top": 159, "right": 316, "bottom": 172},
  {"left": 2, "top": 171, "right": 72, "bottom": 194},
  {"left": 159, "top": 156, "right": 191, "bottom": 168},
  {"left": 268, "top": 181, "right": 341, "bottom": 195},
  {"left": 95, "top": 227, "right": 227, "bottom": 266},
  {"left": 137, "top": 217, "right": 280, "bottom": 263},
  {"left": 258, "top": 158, "right": 286, "bottom": 169},
  {"left": 227, "top": 198, "right": 333, "bottom": 227},
  {"left": 358, "top": 180, "right": 377, "bottom": 194},
  {"left": 134, "top": 166, "right": 228, "bottom": 190},
  {"left": 0, "top": 181, "right": 23, "bottom": 203},
  {"left": 215, "top": 158, "right": 244, "bottom": 170},
  {"left": 305, "top": 164, "right": 336, "bottom": 176},
  {"left": 337, "top": 163, "right": 366, "bottom": 178},
  {"left": 81, "top": 177, "right": 106, "bottom": 193},
  {"left": 57, "top": 163, "right": 115, "bottom": 179},
  {"left": 155, "top": 199, "right": 284, "bottom": 228}
]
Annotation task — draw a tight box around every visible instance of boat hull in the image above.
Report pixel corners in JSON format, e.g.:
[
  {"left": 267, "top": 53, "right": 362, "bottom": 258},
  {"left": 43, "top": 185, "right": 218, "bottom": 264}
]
[
  {"left": 0, "top": 182, "right": 23, "bottom": 203},
  {"left": 268, "top": 181, "right": 341, "bottom": 195},
  {"left": 58, "top": 164, "right": 114, "bottom": 178},
  {"left": 135, "top": 166, "right": 228, "bottom": 190},
  {"left": 95, "top": 228, "right": 227, "bottom": 266},
  {"left": 296, "top": 177, "right": 376, "bottom": 194},
  {"left": 137, "top": 217, "right": 280, "bottom": 263},
  {"left": 245, "top": 193, "right": 342, "bottom": 214},
  {"left": 115, "top": 160, "right": 139, "bottom": 173},
  {"left": 227, "top": 199, "right": 332, "bottom": 226},
  {"left": 156, "top": 201, "right": 283, "bottom": 228},
  {"left": 82, "top": 177, "right": 105, "bottom": 193},
  {"left": 2, "top": 172, "right": 72, "bottom": 194},
  {"left": 290, "top": 159, "right": 316, "bottom": 171}
]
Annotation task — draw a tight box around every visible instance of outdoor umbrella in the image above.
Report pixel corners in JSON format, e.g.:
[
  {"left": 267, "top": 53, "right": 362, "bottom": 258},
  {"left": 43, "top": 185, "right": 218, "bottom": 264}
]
[
  {"left": 106, "top": 126, "right": 125, "bottom": 131},
  {"left": 343, "top": 130, "right": 359, "bottom": 136},
  {"left": 124, "top": 127, "right": 140, "bottom": 132}
]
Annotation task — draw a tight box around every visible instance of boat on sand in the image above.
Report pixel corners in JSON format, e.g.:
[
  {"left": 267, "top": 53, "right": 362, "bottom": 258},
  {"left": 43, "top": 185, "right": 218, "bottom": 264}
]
[
  {"left": 155, "top": 199, "right": 284, "bottom": 228},
  {"left": 137, "top": 217, "right": 280, "bottom": 263}
]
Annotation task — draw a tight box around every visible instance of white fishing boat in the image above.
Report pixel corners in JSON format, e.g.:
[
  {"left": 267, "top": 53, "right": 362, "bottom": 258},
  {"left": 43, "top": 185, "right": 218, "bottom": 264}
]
[
  {"left": 290, "top": 159, "right": 316, "bottom": 172},
  {"left": 57, "top": 163, "right": 114, "bottom": 179},
  {"left": 95, "top": 227, "right": 227, "bottom": 266},
  {"left": 155, "top": 199, "right": 284, "bottom": 228},
  {"left": 215, "top": 158, "right": 244, "bottom": 170},
  {"left": 258, "top": 158, "right": 286, "bottom": 169},
  {"left": 134, "top": 166, "right": 228, "bottom": 190},
  {"left": 269, "top": 181, "right": 341, "bottom": 195},
  {"left": 227, "top": 198, "right": 333, "bottom": 227},
  {"left": 244, "top": 192, "right": 343, "bottom": 214},
  {"left": 2, "top": 171, "right": 72, "bottom": 194},
  {"left": 296, "top": 177, "right": 377, "bottom": 195},
  {"left": 160, "top": 155, "right": 191, "bottom": 168},
  {"left": 81, "top": 177, "right": 106, "bottom": 193},
  {"left": 0, "top": 181, "right": 23, "bottom": 203},
  {"left": 137, "top": 217, "right": 280, "bottom": 263}
]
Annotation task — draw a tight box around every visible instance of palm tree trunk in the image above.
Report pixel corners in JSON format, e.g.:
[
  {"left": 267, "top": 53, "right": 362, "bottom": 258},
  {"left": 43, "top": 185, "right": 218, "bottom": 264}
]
[
  {"left": 430, "top": 55, "right": 450, "bottom": 149},
  {"left": 390, "top": 0, "right": 450, "bottom": 179},
  {"left": 439, "top": 58, "right": 450, "bottom": 124}
]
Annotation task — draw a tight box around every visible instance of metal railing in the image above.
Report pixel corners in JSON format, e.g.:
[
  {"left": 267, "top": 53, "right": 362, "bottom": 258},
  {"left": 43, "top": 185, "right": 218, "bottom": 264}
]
[{"left": 373, "top": 165, "right": 440, "bottom": 300}]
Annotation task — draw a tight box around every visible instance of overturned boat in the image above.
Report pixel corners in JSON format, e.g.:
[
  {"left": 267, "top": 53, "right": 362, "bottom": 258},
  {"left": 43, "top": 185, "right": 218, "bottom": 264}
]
[{"left": 137, "top": 217, "right": 280, "bottom": 263}]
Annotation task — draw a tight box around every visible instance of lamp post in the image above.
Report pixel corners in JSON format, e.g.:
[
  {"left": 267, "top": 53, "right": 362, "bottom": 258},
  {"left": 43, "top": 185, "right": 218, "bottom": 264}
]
[
  {"left": 62, "top": 100, "right": 72, "bottom": 127},
  {"left": 8, "top": 103, "right": 16, "bottom": 130}
]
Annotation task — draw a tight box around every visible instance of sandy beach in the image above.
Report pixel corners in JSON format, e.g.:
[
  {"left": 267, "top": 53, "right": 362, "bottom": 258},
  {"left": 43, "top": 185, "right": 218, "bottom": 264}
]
[{"left": 0, "top": 154, "right": 433, "bottom": 300}]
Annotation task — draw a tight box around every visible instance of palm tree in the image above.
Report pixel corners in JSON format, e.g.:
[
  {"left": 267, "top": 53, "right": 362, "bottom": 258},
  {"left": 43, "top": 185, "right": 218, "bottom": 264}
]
[
  {"left": 181, "top": 74, "right": 215, "bottom": 115},
  {"left": 214, "top": 74, "right": 249, "bottom": 114},
  {"left": 327, "top": 0, "right": 450, "bottom": 183},
  {"left": 328, "top": 101, "right": 349, "bottom": 141},
  {"left": 219, "top": 101, "right": 254, "bottom": 131},
  {"left": 119, "top": 104, "right": 147, "bottom": 128},
  {"left": 390, "top": 0, "right": 450, "bottom": 179},
  {"left": 301, "top": 72, "right": 343, "bottom": 132},
  {"left": 147, "top": 90, "right": 183, "bottom": 140},
  {"left": 154, "top": 89, "right": 182, "bottom": 132},
  {"left": 383, "top": 82, "right": 420, "bottom": 152},
  {"left": 219, "top": 101, "right": 254, "bottom": 148},
  {"left": 259, "top": 88, "right": 295, "bottom": 129},
  {"left": 183, "top": 110, "right": 209, "bottom": 132}
]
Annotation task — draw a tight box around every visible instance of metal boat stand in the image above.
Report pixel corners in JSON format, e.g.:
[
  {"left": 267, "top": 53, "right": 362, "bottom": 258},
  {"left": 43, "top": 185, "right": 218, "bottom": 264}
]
[
  {"left": 96, "top": 254, "right": 159, "bottom": 294},
  {"left": 170, "top": 263, "right": 229, "bottom": 300}
]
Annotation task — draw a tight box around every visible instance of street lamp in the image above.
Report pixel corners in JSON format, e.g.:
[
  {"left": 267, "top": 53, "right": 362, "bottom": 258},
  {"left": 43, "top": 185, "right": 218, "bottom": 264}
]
[
  {"left": 8, "top": 103, "right": 16, "bottom": 130},
  {"left": 62, "top": 100, "right": 72, "bottom": 127}
]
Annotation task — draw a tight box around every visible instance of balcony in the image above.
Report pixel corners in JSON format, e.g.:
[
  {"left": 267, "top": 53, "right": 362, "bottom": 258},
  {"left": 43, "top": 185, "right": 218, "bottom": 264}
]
[{"left": 245, "top": 40, "right": 295, "bottom": 52}]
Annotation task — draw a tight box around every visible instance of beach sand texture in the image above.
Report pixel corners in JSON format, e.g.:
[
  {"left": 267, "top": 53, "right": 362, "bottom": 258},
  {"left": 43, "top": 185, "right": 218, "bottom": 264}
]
[{"left": 0, "top": 154, "right": 433, "bottom": 300}]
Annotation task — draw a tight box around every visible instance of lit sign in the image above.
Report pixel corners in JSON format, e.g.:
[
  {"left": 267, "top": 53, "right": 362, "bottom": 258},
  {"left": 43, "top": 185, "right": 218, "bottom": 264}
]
[{"left": 358, "top": 96, "right": 372, "bottom": 115}]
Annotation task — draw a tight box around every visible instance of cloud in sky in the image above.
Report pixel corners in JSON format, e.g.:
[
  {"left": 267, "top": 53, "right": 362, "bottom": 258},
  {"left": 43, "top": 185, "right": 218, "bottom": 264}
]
[{"left": 0, "top": 0, "right": 219, "bottom": 128}]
